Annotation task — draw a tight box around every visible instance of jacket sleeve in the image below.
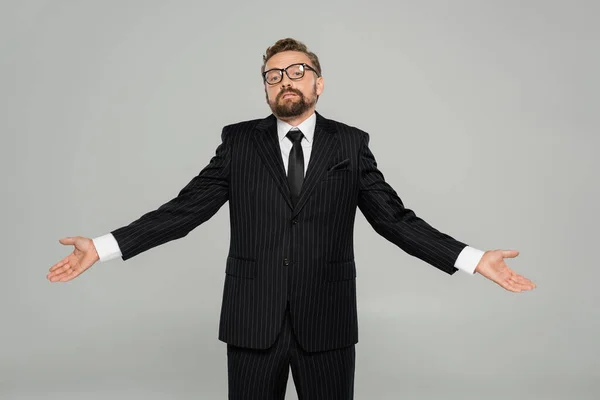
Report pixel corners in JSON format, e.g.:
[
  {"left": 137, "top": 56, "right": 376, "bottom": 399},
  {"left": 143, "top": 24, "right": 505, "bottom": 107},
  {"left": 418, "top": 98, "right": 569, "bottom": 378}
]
[
  {"left": 110, "top": 127, "right": 231, "bottom": 261},
  {"left": 357, "top": 131, "right": 465, "bottom": 275}
]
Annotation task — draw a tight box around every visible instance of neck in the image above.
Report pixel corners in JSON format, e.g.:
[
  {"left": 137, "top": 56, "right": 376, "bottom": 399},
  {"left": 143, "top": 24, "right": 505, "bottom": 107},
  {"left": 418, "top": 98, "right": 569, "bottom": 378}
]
[{"left": 277, "top": 108, "right": 315, "bottom": 127}]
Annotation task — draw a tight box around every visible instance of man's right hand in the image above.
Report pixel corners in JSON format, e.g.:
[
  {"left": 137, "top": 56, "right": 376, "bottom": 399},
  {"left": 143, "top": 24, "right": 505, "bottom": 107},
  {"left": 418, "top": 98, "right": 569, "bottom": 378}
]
[{"left": 47, "top": 236, "right": 100, "bottom": 282}]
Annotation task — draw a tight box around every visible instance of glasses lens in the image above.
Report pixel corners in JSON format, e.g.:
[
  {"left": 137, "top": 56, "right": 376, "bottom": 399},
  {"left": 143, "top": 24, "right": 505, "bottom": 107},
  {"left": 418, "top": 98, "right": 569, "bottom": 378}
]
[
  {"left": 265, "top": 70, "right": 282, "bottom": 84},
  {"left": 286, "top": 64, "right": 305, "bottom": 79}
]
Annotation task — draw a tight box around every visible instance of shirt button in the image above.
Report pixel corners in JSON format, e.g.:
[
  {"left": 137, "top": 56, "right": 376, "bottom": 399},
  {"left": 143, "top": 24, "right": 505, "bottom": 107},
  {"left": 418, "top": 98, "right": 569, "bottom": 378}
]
[{"left": 283, "top": 258, "right": 290, "bottom": 266}]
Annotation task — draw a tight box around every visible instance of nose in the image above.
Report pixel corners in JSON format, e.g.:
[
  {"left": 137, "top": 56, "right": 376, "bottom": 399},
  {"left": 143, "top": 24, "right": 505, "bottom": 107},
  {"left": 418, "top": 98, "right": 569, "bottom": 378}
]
[{"left": 279, "top": 73, "right": 294, "bottom": 88}]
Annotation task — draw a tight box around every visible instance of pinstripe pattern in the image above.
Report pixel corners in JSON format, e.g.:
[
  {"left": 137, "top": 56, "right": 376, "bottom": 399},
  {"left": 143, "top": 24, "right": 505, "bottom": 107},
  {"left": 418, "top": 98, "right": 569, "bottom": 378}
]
[
  {"left": 227, "top": 304, "right": 355, "bottom": 399},
  {"left": 110, "top": 111, "right": 468, "bottom": 354}
]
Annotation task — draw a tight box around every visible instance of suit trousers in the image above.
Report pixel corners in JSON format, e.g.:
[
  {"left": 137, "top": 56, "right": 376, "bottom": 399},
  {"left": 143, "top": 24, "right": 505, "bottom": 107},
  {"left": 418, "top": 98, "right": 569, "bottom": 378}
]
[{"left": 226, "top": 303, "right": 356, "bottom": 399}]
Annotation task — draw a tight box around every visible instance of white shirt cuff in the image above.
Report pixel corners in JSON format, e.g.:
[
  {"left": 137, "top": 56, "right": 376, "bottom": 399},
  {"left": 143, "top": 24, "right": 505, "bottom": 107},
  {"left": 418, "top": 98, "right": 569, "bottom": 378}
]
[
  {"left": 92, "top": 233, "right": 122, "bottom": 262},
  {"left": 454, "top": 246, "right": 485, "bottom": 275}
]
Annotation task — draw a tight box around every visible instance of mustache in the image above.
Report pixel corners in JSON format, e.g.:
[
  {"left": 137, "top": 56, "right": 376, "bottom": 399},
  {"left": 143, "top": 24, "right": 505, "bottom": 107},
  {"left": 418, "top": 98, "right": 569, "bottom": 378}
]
[{"left": 277, "top": 88, "right": 303, "bottom": 100}]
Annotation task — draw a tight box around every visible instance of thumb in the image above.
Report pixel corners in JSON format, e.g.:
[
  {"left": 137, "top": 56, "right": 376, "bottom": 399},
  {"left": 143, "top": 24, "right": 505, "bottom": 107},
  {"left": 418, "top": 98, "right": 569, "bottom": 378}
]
[
  {"left": 501, "top": 249, "right": 519, "bottom": 259},
  {"left": 59, "top": 237, "right": 77, "bottom": 245}
]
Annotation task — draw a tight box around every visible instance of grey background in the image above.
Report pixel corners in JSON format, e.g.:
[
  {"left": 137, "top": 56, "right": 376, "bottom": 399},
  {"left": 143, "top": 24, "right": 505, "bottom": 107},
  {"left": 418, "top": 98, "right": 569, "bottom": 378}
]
[{"left": 2, "top": 0, "right": 599, "bottom": 399}]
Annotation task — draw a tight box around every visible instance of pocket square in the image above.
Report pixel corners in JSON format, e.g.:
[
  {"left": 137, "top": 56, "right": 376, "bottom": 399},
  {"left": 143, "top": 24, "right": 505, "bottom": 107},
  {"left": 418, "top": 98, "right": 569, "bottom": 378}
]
[{"left": 327, "top": 158, "right": 350, "bottom": 171}]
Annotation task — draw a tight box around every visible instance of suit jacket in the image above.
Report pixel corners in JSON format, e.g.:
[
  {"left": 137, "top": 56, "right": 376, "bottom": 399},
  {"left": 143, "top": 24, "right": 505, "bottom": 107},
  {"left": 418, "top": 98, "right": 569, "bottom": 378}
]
[{"left": 110, "top": 111, "right": 467, "bottom": 352}]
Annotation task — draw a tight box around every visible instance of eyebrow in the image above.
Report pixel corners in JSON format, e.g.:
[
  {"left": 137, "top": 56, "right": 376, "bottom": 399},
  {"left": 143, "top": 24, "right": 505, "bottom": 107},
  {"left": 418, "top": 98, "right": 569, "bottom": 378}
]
[{"left": 265, "top": 62, "right": 307, "bottom": 70}]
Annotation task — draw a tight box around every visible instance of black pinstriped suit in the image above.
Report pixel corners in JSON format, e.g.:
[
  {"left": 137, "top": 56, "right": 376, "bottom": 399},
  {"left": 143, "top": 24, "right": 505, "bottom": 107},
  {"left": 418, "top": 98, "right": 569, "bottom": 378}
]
[{"left": 110, "top": 111, "right": 468, "bottom": 397}]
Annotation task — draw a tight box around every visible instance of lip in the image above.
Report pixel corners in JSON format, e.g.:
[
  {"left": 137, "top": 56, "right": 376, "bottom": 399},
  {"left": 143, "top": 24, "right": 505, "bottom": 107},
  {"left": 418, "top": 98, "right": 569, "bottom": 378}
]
[{"left": 281, "top": 93, "right": 298, "bottom": 99}]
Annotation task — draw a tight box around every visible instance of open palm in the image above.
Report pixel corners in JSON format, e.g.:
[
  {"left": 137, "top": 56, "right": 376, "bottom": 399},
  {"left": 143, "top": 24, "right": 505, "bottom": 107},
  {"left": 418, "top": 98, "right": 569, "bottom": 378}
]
[
  {"left": 475, "top": 249, "right": 536, "bottom": 292},
  {"left": 47, "top": 236, "right": 99, "bottom": 282}
]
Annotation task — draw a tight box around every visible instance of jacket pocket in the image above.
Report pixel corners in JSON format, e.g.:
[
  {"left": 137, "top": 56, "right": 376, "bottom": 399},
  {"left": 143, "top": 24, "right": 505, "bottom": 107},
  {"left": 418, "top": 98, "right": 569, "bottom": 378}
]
[
  {"left": 225, "top": 256, "right": 256, "bottom": 279},
  {"left": 327, "top": 158, "right": 350, "bottom": 171},
  {"left": 324, "top": 260, "right": 356, "bottom": 282},
  {"left": 322, "top": 168, "right": 350, "bottom": 181}
]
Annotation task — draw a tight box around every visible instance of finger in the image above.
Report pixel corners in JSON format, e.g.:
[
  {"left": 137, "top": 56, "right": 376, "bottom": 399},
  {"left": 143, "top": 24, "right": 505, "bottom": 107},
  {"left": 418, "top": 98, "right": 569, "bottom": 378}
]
[
  {"left": 512, "top": 274, "right": 533, "bottom": 286},
  {"left": 511, "top": 273, "right": 536, "bottom": 288},
  {"left": 508, "top": 279, "right": 529, "bottom": 291},
  {"left": 499, "top": 273, "right": 525, "bottom": 292},
  {"left": 48, "top": 263, "right": 72, "bottom": 277},
  {"left": 508, "top": 276, "right": 535, "bottom": 291},
  {"left": 501, "top": 249, "right": 520, "bottom": 259},
  {"left": 520, "top": 280, "right": 536, "bottom": 290},
  {"left": 49, "top": 269, "right": 73, "bottom": 282},
  {"left": 48, "top": 264, "right": 74, "bottom": 281},
  {"left": 49, "top": 258, "right": 69, "bottom": 272},
  {"left": 58, "top": 270, "right": 79, "bottom": 282},
  {"left": 498, "top": 280, "right": 518, "bottom": 292},
  {"left": 503, "top": 281, "right": 522, "bottom": 292},
  {"left": 496, "top": 275, "right": 513, "bottom": 290}
]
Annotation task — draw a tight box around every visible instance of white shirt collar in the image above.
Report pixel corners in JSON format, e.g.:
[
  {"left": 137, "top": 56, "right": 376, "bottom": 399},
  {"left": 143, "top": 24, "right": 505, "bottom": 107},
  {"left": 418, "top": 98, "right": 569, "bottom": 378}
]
[{"left": 276, "top": 112, "right": 316, "bottom": 143}]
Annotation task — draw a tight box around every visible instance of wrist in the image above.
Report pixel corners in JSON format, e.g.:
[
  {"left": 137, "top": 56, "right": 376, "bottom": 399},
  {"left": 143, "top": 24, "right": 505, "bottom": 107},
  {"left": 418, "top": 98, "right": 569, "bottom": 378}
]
[
  {"left": 474, "top": 251, "right": 489, "bottom": 274},
  {"left": 90, "top": 239, "right": 100, "bottom": 262}
]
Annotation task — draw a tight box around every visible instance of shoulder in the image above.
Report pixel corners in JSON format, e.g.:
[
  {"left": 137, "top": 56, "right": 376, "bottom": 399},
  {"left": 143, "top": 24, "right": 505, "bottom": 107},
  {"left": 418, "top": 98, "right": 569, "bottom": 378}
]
[
  {"left": 221, "top": 117, "right": 265, "bottom": 136},
  {"left": 217, "top": 116, "right": 273, "bottom": 142},
  {"left": 223, "top": 117, "right": 265, "bottom": 131},
  {"left": 318, "top": 113, "right": 370, "bottom": 143}
]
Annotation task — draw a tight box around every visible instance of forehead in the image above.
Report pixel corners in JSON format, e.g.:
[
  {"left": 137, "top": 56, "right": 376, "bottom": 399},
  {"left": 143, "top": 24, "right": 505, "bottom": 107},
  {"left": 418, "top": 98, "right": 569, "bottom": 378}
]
[{"left": 265, "top": 51, "right": 312, "bottom": 70}]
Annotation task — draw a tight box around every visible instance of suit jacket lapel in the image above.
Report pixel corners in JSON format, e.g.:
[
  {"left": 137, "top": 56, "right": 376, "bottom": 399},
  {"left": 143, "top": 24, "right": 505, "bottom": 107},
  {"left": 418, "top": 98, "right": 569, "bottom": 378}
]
[
  {"left": 252, "top": 114, "right": 294, "bottom": 210},
  {"left": 251, "top": 112, "right": 339, "bottom": 215},
  {"left": 292, "top": 112, "right": 339, "bottom": 217}
]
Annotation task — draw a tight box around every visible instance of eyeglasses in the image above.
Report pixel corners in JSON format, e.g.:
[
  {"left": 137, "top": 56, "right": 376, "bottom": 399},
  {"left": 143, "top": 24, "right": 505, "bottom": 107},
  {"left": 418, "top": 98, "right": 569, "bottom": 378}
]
[{"left": 262, "top": 63, "right": 320, "bottom": 85}]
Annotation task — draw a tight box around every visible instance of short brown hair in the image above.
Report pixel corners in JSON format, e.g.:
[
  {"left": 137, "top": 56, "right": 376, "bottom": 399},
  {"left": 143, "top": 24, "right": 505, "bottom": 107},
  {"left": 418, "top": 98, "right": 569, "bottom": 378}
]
[{"left": 261, "top": 38, "right": 322, "bottom": 76}]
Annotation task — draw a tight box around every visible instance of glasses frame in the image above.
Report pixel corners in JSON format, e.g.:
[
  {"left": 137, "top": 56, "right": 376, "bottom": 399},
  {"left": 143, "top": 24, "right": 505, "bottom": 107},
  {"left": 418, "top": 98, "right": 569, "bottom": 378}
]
[{"left": 262, "top": 63, "right": 320, "bottom": 85}]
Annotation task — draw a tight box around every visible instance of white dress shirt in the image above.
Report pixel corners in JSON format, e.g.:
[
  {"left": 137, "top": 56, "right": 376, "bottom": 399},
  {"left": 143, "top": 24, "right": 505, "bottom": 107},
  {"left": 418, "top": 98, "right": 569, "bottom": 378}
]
[{"left": 93, "top": 112, "right": 484, "bottom": 274}]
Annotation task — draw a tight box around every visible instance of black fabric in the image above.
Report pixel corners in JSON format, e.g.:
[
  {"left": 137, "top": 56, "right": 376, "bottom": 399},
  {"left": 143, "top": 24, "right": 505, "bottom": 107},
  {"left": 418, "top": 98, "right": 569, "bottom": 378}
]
[
  {"left": 111, "top": 111, "right": 468, "bottom": 353},
  {"left": 227, "top": 303, "right": 355, "bottom": 400}
]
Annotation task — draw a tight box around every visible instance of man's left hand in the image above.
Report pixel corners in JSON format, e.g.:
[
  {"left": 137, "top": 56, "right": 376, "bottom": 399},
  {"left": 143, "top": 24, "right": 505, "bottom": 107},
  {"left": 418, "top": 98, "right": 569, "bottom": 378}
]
[{"left": 474, "top": 250, "right": 536, "bottom": 292}]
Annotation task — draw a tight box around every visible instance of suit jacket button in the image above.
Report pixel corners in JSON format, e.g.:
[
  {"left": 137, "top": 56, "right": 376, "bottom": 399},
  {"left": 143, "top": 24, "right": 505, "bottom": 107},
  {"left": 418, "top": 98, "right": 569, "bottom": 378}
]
[
  {"left": 283, "top": 258, "right": 290, "bottom": 266},
  {"left": 292, "top": 219, "right": 298, "bottom": 225}
]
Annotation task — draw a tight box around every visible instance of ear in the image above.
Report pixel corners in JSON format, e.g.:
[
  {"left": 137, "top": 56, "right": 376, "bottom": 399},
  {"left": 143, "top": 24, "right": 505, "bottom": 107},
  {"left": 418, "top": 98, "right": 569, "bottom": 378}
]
[{"left": 316, "top": 76, "right": 324, "bottom": 96}]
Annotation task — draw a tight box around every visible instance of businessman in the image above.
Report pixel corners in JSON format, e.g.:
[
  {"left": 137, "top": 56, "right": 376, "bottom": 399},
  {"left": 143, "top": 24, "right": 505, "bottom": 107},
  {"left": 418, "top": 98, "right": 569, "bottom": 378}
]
[{"left": 47, "top": 38, "right": 536, "bottom": 399}]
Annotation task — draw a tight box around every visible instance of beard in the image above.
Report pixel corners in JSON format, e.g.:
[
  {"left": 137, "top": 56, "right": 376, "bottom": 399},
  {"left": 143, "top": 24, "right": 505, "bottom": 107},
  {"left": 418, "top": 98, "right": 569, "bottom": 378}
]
[{"left": 267, "top": 85, "right": 317, "bottom": 119}]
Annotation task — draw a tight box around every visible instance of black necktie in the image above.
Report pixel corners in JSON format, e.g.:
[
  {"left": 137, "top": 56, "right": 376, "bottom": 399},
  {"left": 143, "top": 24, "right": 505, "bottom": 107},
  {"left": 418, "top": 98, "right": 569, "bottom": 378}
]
[{"left": 286, "top": 129, "right": 304, "bottom": 206}]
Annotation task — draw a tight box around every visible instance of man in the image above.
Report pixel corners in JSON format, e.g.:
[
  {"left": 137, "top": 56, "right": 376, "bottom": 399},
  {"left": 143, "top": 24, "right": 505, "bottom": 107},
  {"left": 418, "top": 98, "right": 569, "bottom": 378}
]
[{"left": 47, "top": 38, "right": 536, "bottom": 399}]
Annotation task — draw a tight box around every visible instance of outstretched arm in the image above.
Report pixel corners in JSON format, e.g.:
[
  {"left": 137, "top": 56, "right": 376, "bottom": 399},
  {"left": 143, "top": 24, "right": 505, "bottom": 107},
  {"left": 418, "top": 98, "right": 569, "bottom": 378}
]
[
  {"left": 110, "top": 126, "right": 232, "bottom": 260},
  {"left": 357, "top": 131, "right": 467, "bottom": 275},
  {"left": 356, "top": 131, "right": 535, "bottom": 292},
  {"left": 47, "top": 127, "right": 232, "bottom": 282}
]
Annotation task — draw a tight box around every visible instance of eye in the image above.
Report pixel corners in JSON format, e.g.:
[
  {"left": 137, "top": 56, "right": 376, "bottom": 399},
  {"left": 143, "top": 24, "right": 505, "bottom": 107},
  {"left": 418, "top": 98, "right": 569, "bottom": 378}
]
[{"left": 266, "top": 73, "right": 280, "bottom": 83}]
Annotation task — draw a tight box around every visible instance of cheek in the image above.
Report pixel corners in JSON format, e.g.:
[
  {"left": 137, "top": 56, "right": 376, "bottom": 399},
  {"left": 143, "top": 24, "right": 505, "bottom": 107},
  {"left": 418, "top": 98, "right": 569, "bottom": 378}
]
[
  {"left": 267, "top": 89, "right": 279, "bottom": 102},
  {"left": 301, "top": 83, "right": 316, "bottom": 97}
]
